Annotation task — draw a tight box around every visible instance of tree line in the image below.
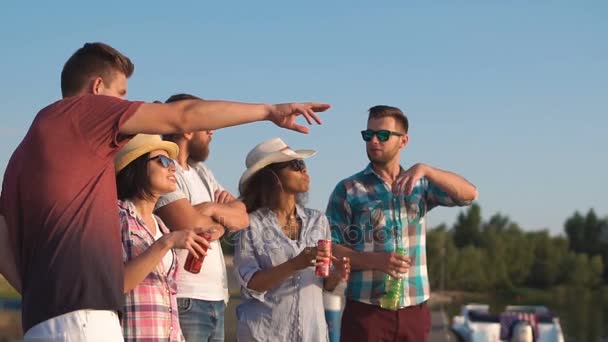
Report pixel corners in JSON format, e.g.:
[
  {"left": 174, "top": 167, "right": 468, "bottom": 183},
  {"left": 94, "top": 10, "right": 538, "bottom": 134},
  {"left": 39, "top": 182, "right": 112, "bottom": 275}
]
[{"left": 427, "top": 204, "right": 607, "bottom": 291}]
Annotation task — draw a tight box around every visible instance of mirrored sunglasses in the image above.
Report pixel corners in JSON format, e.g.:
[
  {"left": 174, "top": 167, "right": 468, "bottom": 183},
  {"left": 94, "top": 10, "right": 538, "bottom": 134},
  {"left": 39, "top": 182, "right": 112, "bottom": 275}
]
[
  {"left": 361, "top": 129, "right": 404, "bottom": 142},
  {"left": 147, "top": 155, "right": 175, "bottom": 168}
]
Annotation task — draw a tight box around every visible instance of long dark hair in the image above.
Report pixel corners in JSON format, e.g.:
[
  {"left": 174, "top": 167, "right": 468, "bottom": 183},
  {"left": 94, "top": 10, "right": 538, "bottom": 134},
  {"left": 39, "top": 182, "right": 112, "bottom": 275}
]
[
  {"left": 240, "top": 164, "right": 307, "bottom": 214},
  {"left": 116, "top": 153, "right": 155, "bottom": 201}
]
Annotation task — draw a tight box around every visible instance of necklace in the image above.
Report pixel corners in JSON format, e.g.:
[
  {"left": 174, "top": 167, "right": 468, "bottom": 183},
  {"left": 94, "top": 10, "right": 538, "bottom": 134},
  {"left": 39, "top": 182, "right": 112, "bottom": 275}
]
[{"left": 278, "top": 209, "right": 300, "bottom": 240}]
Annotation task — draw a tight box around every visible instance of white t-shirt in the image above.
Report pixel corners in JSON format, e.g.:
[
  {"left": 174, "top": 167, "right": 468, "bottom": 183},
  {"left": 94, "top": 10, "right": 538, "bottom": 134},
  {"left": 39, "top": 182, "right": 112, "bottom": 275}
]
[
  {"left": 157, "top": 162, "right": 229, "bottom": 302},
  {"left": 152, "top": 217, "right": 174, "bottom": 275}
]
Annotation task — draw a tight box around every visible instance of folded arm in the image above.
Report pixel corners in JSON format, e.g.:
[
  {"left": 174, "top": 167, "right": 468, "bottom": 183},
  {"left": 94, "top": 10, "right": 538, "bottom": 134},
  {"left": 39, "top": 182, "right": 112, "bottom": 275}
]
[
  {"left": 155, "top": 199, "right": 225, "bottom": 241},
  {"left": 194, "top": 200, "right": 249, "bottom": 232}
]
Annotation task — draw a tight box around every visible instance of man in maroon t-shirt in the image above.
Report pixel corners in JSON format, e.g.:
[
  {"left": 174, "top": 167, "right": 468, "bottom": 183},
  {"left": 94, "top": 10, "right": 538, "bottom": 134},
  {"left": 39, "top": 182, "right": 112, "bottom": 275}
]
[{"left": 0, "top": 42, "right": 330, "bottom": 340}]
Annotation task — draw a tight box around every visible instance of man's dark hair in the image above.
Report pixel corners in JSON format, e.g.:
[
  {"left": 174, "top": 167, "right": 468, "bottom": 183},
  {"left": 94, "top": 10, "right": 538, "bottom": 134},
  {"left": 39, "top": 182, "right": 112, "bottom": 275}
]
[
  {"left": 61, "top": 42, "right": 134, "bottom": 97},
  {"left": 163, "top": 93, "right": 203, "bottom": 141},
  {"left": 116, "top": 153, "right": 155, "bottom": 201},
  {"left": 368, "top": 105, "right": 409, "bottom": 133},
  {"left": 240, "top": 164, "right": 307, "bottom": 213},
  {"left": 165, "top": 93, "right": 202, "bottom": 103}
]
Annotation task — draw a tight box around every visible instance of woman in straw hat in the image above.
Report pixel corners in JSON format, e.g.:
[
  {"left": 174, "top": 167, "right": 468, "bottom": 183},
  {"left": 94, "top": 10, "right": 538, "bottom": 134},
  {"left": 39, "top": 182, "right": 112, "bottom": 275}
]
[
  {"left": 234, "top": 138, "right": 351, "bottom": 342},
  {"left": 115, "top": 134, "right": 211, "bottom": 342}
]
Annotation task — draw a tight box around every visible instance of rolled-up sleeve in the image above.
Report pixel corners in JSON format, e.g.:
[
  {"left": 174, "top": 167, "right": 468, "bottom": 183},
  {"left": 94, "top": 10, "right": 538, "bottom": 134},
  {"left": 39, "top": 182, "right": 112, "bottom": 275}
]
[
  {"left": 423, "top": 177, "right": 473, "bottom": 211},
  {"left": 234, "top": 226, "right": 268, "bottom": 302},
  {"left": 326, "top": 182, "right": 351, "bottom": 245}
]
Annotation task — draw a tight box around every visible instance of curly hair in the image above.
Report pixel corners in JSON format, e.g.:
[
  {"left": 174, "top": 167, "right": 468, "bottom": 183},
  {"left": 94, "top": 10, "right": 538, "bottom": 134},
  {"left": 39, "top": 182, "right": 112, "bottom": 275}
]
[{"left": 240, "top": 164, "right": 307, "bottom": 213}]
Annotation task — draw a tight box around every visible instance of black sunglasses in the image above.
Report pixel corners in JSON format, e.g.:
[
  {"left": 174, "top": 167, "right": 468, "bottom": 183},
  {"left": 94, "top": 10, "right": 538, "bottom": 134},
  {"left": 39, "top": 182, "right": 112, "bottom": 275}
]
[
  {"left": 273, "top": 159, "right": 307, "bottom": 172},
  {"left": 361, "top": 129, "right": 404, "bottom": 142},
  {"left": 147, "top": 155, "right": 175, "bottom": 168}
]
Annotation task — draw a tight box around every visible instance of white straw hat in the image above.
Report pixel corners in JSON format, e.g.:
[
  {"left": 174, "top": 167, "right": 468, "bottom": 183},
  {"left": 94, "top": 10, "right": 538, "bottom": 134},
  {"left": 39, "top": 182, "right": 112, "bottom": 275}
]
[{"left": 238, "top": 138, "right": 316, "bottom": 192}]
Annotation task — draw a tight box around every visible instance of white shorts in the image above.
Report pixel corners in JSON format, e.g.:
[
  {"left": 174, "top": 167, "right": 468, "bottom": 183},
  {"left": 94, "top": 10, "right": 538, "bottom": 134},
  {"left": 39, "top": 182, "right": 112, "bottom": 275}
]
[{"left": 24, "top": 310, "right": 123, "bottom": 342}]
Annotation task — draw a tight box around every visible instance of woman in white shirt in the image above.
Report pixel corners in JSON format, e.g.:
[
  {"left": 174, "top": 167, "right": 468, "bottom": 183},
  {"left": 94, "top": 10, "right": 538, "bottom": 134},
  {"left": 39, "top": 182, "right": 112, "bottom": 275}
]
[{"left": 234, "top": 138, "right": 351, "bottom": 342}]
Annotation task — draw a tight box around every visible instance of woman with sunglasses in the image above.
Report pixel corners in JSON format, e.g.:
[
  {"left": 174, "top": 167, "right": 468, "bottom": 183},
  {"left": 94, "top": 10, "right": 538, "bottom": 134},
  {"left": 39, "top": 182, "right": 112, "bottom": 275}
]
[
  {"left": 234, "top": 138, "right": 351, "bottom": 342},
  {"left": 114, "top": 134, "right": 210, "bottom": 342}
]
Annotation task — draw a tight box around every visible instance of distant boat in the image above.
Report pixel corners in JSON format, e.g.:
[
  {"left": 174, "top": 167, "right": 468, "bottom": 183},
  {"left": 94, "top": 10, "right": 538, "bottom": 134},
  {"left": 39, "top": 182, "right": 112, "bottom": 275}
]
[{"left": 451, "top": 304, "right": 564, "bottom": 342}]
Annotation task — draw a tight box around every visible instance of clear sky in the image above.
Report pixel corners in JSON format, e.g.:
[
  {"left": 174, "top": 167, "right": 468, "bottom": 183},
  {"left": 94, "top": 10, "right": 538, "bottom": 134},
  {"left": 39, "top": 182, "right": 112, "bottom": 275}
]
[{"left": 1, "top": 1, "right": 606, "bottom": 235}]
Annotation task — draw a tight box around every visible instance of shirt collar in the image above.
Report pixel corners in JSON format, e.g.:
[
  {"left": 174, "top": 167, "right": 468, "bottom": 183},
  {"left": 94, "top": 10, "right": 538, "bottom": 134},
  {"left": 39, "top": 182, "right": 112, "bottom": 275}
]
[
  {"left": 362, "top": 163, "right": 407, "bottom": 179},
  {"left": 118, "top": 200, "right": 170, "bottom": 234},
  {"left": 118, "top": 199, "right": 139, "bottom": 220}
]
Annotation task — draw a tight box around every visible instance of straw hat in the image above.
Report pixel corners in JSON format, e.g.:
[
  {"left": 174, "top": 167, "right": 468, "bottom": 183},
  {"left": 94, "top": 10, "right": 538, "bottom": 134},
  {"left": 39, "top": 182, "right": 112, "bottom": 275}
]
[
  {"left": 114, "top": 134, "right": 179, "bottom": 174},
  {"left": 238, "top": 138, "right": 316, "bottom": 192}
]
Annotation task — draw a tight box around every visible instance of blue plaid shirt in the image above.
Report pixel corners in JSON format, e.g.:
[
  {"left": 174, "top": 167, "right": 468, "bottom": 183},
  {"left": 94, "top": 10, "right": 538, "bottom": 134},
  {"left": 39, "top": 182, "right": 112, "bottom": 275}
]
[{"left": 326, "top": 164, "right": 472, "bottom": 307}]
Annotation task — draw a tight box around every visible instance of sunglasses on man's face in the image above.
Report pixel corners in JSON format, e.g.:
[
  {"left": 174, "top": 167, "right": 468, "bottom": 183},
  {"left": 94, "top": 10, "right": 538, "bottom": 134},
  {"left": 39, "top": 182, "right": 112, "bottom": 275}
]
[
  {"left": 274, "top": 159, "right": 307, "bottom": 172},
  {"left": 147, "top": 155, "right": 175, "bottom": 169},
  {"left": 360, "top": 129, "right": 404, "bottom": 142}
]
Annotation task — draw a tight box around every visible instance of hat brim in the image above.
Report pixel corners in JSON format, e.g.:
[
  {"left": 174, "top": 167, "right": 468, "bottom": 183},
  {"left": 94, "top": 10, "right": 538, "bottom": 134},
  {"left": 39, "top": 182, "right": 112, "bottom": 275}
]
[
  {"left": 238, "top": 149, "right": 316, "bottom": 193},
  {"left": 115, "top": 141, "right": 179, "bottom": 174}
]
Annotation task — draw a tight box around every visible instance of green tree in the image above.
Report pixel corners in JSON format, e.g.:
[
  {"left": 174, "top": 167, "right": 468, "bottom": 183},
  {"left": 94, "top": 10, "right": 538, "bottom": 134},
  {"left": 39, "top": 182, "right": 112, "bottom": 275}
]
[
  {"left": 453, "top": 203, "right": 482, "bottom": 248},
  {"left": 427, "top": 224, "right": 449, "bottom": 290},
  {"left": 501, "top": 225, "right": 534, "bottom": 286},
  {"left": 451, "top": 245, "right": 488, "bottom": 291},
  {"left": 583, "top": 210, "right": 601, "bottom": 255},
  {"left": 588, "top": 255, "right": 604, "bottom": 287},
  {"left": 564, "top": 210, "right": 608, "bottom": 282},
  {"left": 526, "top": 231, "right": 567, "bottom": 288},
  {"left": 560, "top": 253, "right": 598, "bottom": 287},
  {"left": 565, "top": 211, "right": 585, "bottom": 253},
  {"left": 478, "top": 227, "right": 511, "bottom": 290},
  {"left": 558, "top": 252, "right": 580, "bottom": 285}
]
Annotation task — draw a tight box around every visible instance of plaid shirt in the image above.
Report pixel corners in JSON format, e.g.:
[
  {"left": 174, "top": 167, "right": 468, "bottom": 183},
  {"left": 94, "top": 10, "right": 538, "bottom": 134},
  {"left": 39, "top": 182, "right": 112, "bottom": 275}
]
[
  {"left": 118, "top": 200, "right": 184, "bottom": 342},
  {"left": 326, "top": 164, "right": 471, "bottom": 308}
]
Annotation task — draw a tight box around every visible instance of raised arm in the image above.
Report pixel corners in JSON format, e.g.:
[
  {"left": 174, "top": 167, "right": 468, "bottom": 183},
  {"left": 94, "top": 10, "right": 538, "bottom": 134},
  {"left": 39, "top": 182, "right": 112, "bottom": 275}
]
[
  {"left": 394, "top": 163, "right": 478, "bottom": 203},
  {"left": 424, "top": 165, "right": 478, "bottom": 202},
  {"left": 0, "top": 215, "right": 21, "bottom": 293},
  {"left": 120, "top": 101, "right": 330, "bottom": 135}
]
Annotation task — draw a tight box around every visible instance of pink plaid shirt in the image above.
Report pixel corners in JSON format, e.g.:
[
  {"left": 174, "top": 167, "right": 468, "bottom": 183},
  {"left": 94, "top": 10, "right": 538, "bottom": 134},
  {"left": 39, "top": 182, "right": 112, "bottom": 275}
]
[{"left": 118, "top": 200, "right": 184, "bottom": 342}]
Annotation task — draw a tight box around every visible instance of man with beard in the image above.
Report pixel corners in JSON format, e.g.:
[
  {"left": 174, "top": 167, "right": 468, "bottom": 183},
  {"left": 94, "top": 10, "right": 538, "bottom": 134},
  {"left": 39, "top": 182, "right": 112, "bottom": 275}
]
[
  {"left": 326, "top": 105, "right": 478, "bottom": 341},
  {"left": 155, "top": 93, "right": 249, "bottom": 341}
]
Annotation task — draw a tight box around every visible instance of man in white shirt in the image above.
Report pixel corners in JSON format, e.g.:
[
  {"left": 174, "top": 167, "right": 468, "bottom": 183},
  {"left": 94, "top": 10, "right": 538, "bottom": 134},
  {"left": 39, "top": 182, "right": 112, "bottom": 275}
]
[{"left": 155, "top": 93, "right": 249, "bottom": 341}]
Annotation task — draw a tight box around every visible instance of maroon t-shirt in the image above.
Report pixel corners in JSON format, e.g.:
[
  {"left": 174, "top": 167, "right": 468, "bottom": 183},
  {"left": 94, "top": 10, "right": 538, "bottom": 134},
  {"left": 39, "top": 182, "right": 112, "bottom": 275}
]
[{"left": 0, "top": 94, "right": 143, "bottom": 332}]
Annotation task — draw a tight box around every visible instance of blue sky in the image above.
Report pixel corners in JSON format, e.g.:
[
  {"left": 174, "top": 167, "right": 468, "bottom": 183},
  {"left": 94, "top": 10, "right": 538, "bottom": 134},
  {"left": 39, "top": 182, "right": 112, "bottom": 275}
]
[{"left": 1, "top": 1, "right": 606, "bottom": 235}]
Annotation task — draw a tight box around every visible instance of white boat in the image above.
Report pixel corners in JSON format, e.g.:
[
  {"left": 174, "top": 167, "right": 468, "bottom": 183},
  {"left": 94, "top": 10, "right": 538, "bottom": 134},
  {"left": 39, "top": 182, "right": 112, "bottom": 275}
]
[{"left": 451, "top": 304, "right": 565, "bottom": 342}]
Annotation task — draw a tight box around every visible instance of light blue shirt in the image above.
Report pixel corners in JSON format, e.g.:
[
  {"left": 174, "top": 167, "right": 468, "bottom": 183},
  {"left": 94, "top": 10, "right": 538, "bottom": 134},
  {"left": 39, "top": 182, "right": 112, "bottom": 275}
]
[{"left": 234, "top": 205, "right": 330, "bottom": 342}]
